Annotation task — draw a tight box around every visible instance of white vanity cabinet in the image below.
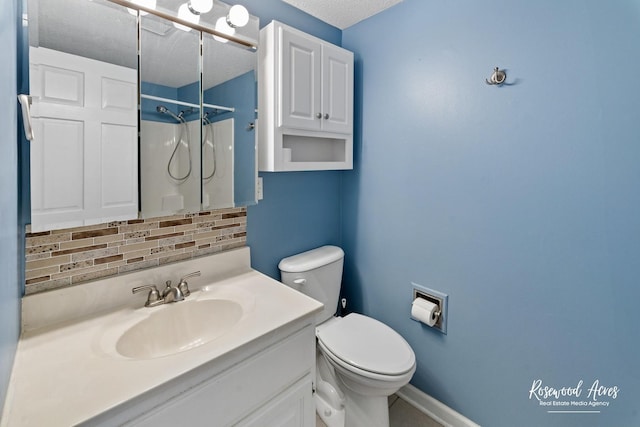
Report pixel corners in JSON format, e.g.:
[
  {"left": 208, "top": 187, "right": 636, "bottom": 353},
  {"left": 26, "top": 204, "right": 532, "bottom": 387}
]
[
  {"left": 258, "top": 21, "right": 353, "bottom": 171},
  {"left": 116, "top": 323, "right": 316, "bottom": 427},
  {"left": 236, "top": 377, "right": 313, "bottom": 427}
]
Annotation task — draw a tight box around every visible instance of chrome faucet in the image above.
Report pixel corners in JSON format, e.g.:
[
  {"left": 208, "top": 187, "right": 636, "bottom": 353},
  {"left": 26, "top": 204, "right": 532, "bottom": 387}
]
[
  {"left": 162, "top": 280, "right": 184, "bottom": 303},
  {"left": 131, "top": 282, "right": 183, "bottom": 307},
  {"left": 177, "top": 271, "right": 201, "bottom": 297},
  {"left": 132, "top": 271, "right": 201, "bottom": 308},
  {"left": 132, "top": 284, "right": 164, "bottom": 307}
]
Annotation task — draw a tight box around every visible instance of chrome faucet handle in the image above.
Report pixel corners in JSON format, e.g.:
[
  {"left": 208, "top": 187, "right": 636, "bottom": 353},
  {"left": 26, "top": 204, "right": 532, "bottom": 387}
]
[
  {"left": 162, "top": 280, "right": 184, "bottom": 303},
  {"left": 132, "top": 284, "right": 163, "bottom": 307},
  {"left": 178, "top": 271, "right": 201, "bottom": 297}
]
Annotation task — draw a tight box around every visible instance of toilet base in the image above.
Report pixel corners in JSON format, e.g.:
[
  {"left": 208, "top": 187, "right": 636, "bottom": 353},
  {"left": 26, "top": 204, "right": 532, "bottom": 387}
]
[
  {"left": 344, "top": 393, "right": 389, "bottom": 427},
  {"left": 315, "top": 349, "right": 391, "bottom": 427},
  {"left": 316, "top": 391, "right": 345, "bottom": 427},
  {"left": 316, "top": 387, "right": 390, "bottom": 427}
]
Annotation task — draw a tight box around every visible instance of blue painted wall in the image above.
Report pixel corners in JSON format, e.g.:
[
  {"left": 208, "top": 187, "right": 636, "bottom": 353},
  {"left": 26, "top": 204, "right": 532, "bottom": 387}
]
[
  {"left": 342, "top": 0, "right": 640, "bottom": 425},
  {"left": 238, "top": 0, "right": 343, "bottom": 277},
  {"left": 247, "top": 171, "right": 343, "bottom": 279},
  {"left": 0, "top": 0, "right": 22, "bottom": 413}
]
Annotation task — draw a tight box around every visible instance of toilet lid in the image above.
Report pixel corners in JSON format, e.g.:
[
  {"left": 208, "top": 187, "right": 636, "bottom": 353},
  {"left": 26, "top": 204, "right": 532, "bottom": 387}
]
[{"left": 316, "top": 313, "right": 415, "bottom": 376}]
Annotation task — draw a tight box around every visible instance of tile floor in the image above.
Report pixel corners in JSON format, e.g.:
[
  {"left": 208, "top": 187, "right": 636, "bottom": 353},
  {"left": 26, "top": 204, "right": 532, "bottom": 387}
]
[{"left": 316, "top": 394, "right": 443, "bottom": 427}]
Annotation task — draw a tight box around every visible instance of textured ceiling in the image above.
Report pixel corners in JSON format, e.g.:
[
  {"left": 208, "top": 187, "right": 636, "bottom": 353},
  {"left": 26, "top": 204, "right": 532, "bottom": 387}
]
[{"left": 282, "top": 0, "right": 403, "bottom": 29}]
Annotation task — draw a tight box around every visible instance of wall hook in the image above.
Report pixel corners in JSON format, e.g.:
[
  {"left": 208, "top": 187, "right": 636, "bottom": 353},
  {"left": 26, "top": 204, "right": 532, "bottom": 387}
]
[{"left": 486, "top": 67, "right": 507, "bottom": 86}]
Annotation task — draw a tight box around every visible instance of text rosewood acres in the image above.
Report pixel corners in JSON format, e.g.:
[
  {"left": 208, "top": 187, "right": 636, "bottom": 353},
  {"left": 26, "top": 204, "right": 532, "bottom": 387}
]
[{"left": 528, "top": 379, "right": 619, "bottom": 407}]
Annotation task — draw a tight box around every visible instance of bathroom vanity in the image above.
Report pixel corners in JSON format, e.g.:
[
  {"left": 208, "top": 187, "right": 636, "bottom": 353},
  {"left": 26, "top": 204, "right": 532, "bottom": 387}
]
[{"left": 1, "top": 248, "right": 322, "bottom": 426}]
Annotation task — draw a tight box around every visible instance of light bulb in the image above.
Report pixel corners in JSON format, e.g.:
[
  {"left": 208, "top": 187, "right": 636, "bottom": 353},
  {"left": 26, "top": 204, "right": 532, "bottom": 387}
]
[
  {"left": 214, "top": 16, "right": 235, "bottom": 43},
  {"left": 188, "top": 0, "right": 213, "bottom": 14},
  {"left": 127, "top": 0, "right": 157, "bottom": 16},
  {"left": 174, "top": 2, "right": 200, "bottom": 31},
  {"left": 226, "top": 5, "right": 249, "bottom": 28}
]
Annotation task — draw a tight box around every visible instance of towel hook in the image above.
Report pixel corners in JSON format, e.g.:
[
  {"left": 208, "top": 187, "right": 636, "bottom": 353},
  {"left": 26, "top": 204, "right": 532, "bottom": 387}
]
[{"left": 486, "top": 67, "right": 507, "bottom": 86}]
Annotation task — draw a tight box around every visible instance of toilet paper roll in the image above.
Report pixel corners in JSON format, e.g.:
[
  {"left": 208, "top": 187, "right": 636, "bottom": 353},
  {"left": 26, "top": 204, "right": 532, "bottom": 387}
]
[{"left": 411, "top": 298, "right": 439, "bottom": 327}]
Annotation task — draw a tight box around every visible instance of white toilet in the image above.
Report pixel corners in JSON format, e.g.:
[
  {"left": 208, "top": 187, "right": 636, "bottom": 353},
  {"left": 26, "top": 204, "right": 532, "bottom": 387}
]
[{"left": 279, "top": 246, "right": 416, "bottom": 427}]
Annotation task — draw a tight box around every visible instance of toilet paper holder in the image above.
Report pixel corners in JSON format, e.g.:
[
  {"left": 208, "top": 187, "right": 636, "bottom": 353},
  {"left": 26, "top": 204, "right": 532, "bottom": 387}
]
[
  {"left": 411, "top": 285, "right": 448, "bottom": 334},
  {"left": 413, "top": 291, "right": 441, "bottom": 323}
]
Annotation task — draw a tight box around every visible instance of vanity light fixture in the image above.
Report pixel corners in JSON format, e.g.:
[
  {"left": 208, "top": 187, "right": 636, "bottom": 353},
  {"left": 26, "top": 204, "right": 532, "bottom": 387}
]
[
  {"left": 174, "top": 2, "right": 200, "bottom": 31},
  {"left": 212, "top": 4, "right": 248, "bottom": 42},
  {"left": 169, "top": 1, "right": 249, "bottom": 35},
  {"left": 213, "top": 16, "right": 234, "bottom": 42},
  {"left": 187, "top": 0, "right": 213, "bottom": 14},
  {"left": 226, "top": 4, "right": 249, "bottom": 28},
  {"left": 126, "top": 0, "right": 156, "bottom": 16}
]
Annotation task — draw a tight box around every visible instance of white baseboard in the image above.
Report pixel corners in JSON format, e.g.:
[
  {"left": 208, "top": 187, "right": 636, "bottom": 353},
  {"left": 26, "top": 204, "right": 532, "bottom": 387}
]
[{"left": 396, "top": 384, "right": 481, "bottom": 427}]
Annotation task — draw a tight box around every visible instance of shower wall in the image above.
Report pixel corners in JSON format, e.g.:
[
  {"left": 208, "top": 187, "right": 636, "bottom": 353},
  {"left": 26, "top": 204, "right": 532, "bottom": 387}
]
[
  {"left": 140, "top": 117, "right": 234, "bottom": 216},
  {"left": 140, "top": 119, "right": 201, "bottom": 217},
  {"left": 202, "top": 118, "right": 234, "bottom": 210}
]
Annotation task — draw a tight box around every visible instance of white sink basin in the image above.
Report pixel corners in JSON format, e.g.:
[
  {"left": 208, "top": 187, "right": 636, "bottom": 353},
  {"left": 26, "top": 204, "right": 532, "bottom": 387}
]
[{"left": 116, "top": 299, "right": 243, "bottom": 359}]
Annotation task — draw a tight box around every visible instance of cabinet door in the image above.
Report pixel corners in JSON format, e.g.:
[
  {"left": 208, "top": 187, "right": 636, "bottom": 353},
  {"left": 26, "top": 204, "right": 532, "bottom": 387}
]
[
  {"left": 279, "top": 26, "right": 322, "bottom": 131},
  {"left": 237, "top": 377, "right": 315, "bottom": 427},
  {"left": 321, "top": 45, "right": 353, "bottom": 134}
]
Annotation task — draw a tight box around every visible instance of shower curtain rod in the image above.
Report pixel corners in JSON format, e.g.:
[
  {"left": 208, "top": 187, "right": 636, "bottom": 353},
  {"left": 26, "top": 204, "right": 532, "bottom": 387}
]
[
  {"left": 107, "top": 0, "right": 258, "bottom": 50},
  {"left": 141, "top": 94, "right": 235, "bottom": 113}
]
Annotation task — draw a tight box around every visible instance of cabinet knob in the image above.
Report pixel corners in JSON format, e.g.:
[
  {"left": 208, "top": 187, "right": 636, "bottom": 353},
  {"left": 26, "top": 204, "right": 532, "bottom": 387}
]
[
  {"left": 323, "top": 113, "right": 330, "bottom": 120},
  {"left": 316, "top": 112, "right": 322, "bottom": 119}
]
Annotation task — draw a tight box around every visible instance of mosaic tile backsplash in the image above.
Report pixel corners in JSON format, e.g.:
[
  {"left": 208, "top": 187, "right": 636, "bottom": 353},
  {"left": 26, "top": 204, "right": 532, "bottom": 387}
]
[{"left": 25, "top": 207, "right": 247, "bottom": 295}]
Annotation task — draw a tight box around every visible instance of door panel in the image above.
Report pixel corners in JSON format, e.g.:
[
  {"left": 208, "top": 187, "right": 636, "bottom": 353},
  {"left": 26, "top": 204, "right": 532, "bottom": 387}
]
[
  {"left": 321, "top": 46, "right": 353, "bottom": 134},
  {"left": 279, "top": 27, "right": 321, "bottom": 131},
  {"left": 29, "top": 47, "right": 137, "bottom": 231}
]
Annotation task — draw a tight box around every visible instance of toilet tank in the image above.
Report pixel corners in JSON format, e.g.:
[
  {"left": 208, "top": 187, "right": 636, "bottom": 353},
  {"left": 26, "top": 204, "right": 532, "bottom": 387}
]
[{"left": 279, "top": 246, "right": 344, "bottom": 324}]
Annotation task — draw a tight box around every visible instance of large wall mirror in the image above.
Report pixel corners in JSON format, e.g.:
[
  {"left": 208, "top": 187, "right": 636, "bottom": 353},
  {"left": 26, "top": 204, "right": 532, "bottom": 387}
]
[{"left": 26, "top": 0, "right": 258, "bottom": 231}]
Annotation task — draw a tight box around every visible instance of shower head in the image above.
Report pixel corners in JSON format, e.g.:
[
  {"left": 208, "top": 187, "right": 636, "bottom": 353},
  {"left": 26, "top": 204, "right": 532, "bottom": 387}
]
[
  {"left": 179, "top": 107, "right": 196, "bottom": 118},
  {"left": 156, "top": 105, "right": 185, "bottom": 123}
]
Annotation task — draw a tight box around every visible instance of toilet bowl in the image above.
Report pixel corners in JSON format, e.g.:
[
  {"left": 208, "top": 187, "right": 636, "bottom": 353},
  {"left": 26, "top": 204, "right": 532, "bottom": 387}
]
[{"left": 279, "top": 246, "right": 416, "bottom": 427}]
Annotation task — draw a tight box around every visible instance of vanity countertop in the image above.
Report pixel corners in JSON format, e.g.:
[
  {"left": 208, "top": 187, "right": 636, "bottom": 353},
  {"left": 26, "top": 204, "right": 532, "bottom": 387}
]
[{"left": 1, "top": 248, "right": 323, "bottom": 426}]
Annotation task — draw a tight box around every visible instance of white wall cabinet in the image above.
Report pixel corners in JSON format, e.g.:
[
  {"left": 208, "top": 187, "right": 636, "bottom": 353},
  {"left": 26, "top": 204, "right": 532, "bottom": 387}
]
[
  {"left": 259, "top": 21, "right": 353, "bottom": 171},
  {"left": 279, "top": 26, "right": 352, "bottom": 134}
]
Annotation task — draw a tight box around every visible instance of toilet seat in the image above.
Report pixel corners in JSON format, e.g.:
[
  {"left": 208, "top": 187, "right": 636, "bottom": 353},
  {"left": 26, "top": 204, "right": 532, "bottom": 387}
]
[{"left": 316, "top": 313, "right": 415, "bottom": 378}]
